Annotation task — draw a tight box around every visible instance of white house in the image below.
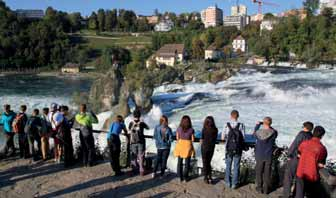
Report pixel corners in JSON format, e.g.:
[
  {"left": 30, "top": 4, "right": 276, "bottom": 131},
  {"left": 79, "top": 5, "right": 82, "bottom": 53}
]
[
  {"left": 154, "top": 20, "right": 174, "bottom": 32},
  {"left": 205, "top": 44, "right": 223, "bottom": 60},
  {"left": 232, "top": 35, "right": 247, "bottom": 53},
  {"left": 260, "top": 20, "right": 278, "bottom": 31},
  {"left": 150, "top": 44, "right": 186, "bottom": 67}
]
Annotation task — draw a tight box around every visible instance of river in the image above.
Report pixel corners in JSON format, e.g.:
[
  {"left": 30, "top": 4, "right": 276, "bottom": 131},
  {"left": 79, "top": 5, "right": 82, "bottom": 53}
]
[
  {"left": 0, "top": 68, "right": 335, "bottom": 171},
  {"left": 0, "top": 74, "right": 92, "bottom": 145}
]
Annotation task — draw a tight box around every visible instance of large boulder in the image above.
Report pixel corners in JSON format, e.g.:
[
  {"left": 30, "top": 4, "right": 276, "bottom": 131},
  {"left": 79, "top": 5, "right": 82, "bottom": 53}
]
[{"left": 89, "top": 69, "right": 124, "bottom": 112}]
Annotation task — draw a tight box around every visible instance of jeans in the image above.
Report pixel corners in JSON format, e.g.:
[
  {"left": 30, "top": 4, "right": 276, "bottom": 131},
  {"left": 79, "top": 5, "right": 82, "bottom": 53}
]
[
  {"left": 177, "top": 157, "right": 191, "bottom": 181},
  {"left": 130, "top": 143, "right": 145, "bottom": 173},
  {"left": 295, "top": 177, "right": 319, "bottom": 198},
  {"left": 202, "top": 146, "right": 215, "bottom": 180},
  {"left": 4, "top": 132, "right": 15, "bottom": 155},
  {"left": 80, "top": 133, "right": 95, "bottom": 166},
  {"left": 28, "top": 134, "right": 41, "bottom": 160},
  {"left": 108, "top": 135, "right": 121, "bottom": 174},
  {"left": 153, "top": 148, "right": 170, "bottom": 176},
  {"left": 225, "top": 153, "right": 241, "bottom": 187},
  {"left": 255, "top": 159, "right": 272, "bottom": 194},
  {"left": 283, "top": 157, "right": 299, "bottom": 198}
]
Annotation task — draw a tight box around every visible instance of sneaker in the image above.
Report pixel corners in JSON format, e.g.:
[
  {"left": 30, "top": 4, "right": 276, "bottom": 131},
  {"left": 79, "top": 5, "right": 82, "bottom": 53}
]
[{"left": 152, "top": 173, "right": 156, "bottom": 178}]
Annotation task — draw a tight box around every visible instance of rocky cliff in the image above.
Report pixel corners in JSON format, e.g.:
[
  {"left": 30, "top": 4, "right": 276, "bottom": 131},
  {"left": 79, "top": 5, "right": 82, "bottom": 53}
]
[{"left": 89, "top": 63, "right": 235, "bottom": 119}]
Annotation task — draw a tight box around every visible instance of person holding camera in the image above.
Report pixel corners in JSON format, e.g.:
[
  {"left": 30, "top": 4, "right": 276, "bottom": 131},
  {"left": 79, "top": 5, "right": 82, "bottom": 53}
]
[{"left": 253, "top": 117, "right": 278, "bottom": 194}]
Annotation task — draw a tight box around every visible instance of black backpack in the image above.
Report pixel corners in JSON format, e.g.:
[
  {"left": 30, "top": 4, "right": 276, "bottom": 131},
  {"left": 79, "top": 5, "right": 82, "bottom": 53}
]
[
  {"left": 226, "top": 123, "right": 245, "bottom": 155},
  {"left": 130, "top": 121, "right": 141, "bottom": 144}
]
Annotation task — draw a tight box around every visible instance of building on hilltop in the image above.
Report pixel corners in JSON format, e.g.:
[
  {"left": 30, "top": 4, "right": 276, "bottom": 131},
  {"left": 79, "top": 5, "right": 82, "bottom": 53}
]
[
  {"left": 61, "top": 63, "right": 82, "bottom": 74},
  {"left": 260, "top": 19, "right": 278, "bottom": 31},
  {"left": 223, "top": 5, "right": 250, "bottom": 30},
  {"left": 250, "top": 13, "right": 264, "bottom": 22},
  {"left": 232, "top": 35, "right": 247, "bottom": 53},
  {"left": 231, "top": 5, "right": 247, "bottom": 16},
  {"left": 201, "top": 5, "right": 223, "bottom": 28},
  {"left": 278, "top": 8, "right": 308, "bottom": 20},
  {"left": 154, "top": 20, "right": 174, "bottom": 32},
  {"left": 205, "top": 44, "right": 224, "bottom": 60},
  {"left": 15, "top": 9, "right": 45, "bottom": 19},
  {"left": 149, "top": 44, "right": 186, "bottom": 67},
  {"left": 223, "top": 15, "right": 248, "bottom": 30},
  {"left": 137, "top": 15, "right": 159, "bottom": 25}
]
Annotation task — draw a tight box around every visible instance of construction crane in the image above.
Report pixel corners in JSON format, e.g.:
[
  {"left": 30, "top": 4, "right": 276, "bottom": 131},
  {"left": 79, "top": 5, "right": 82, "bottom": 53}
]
[{"left": 252, "top": 0, "right": 280, "bottom": 14}]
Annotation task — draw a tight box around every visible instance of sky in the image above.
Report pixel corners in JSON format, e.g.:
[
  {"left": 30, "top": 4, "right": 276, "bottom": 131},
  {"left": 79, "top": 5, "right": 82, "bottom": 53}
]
[{"left": 4, "top": 0, "right": 304, "bottom": 17}]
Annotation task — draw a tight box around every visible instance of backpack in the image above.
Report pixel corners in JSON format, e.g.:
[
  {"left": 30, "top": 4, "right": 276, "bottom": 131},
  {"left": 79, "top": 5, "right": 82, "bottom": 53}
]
[
  {"left": 12, "top": 114, "right": 25, "bottom": 133},
  {"left": 130, "top": 121, "right": 141, "bottom": 144},
  {"left": 226, "top": 123, "right": 245, "bottom": 155},
  {"left": 24, "top": 119, "right": 32, "bottom": 134}
]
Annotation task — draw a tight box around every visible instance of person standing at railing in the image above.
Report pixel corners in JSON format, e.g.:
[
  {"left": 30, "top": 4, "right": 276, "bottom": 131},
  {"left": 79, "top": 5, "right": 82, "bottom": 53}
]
[
  {"left": 254, "top": 117, "right": 278, "bottom": 195},
  {"left": 174, "top": 115, "right": 195, "bottom": 183},
  {"left": 201, "top": 116, "right": 218, "bottom": 184},
  {"left": 222, "top": 110, "right": 246, "bottom": 189},
  {"left": 107, "top": 115, "right": 128, "bottom": 176},
  {"left": 282, "top": 121, "right": 314, "bottom": 198},
  {"left": 128, "top": 109, "right": 149, "bottom": 176},
  {"left": 0, "top": 104, "right": 16, "bottom": 157},
  {"left": 152, "top": 115, "right": 173, "bottom": 178},
  {"left": 75, "top": 104, "right": 98, "bottom": 167},
  {"left": 48, "top": 103, "right": 64, "bottom": 163}
]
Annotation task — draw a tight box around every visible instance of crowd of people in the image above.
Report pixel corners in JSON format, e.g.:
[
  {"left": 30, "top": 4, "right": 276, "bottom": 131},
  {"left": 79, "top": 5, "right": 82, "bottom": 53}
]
[{"left": 0, "top": 104, "right": 329, "bottom": 198}]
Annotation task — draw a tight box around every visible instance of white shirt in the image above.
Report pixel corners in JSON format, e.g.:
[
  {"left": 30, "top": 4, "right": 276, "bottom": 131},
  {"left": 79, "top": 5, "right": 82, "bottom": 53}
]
[
  {"left": 221, "top": 119, "right": 246, "bottom": 141},
  {"left": 48, "top": 111, "right": 64, "bottom": 130}
]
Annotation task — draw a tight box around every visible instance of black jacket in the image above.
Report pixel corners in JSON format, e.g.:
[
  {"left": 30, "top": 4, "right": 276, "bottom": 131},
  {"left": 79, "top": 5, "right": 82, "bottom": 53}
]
[{"left": 288, "top": 131, "right": 312, "bottom": 159}]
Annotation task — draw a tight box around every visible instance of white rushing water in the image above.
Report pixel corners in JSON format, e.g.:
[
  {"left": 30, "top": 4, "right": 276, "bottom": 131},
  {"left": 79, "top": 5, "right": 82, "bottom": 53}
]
[
  {"left": 134, "top": 68, "right": 336, "bottom": 172},
  {"left": 1, "top": 69, "right": 336, "bottom": 172}
]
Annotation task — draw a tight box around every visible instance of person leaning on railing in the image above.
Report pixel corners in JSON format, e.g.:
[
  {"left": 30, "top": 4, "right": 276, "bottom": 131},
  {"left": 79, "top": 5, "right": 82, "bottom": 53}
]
[{"left": 74, "top": 104, "right": 98, "bottom": 167}]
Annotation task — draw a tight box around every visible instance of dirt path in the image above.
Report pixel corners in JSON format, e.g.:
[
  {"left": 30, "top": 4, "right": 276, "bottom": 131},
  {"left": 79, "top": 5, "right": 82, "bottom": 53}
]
[{"left": 0, "top": 158, "right": 284, "bottom": 198}]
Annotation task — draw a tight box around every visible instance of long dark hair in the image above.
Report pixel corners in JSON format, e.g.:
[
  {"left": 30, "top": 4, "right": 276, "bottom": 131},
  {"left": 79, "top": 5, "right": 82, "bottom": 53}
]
[
  {"left": 203, "top": 116, "right": 217, "bottom": 131},
  {"left": 179, "top": 115, "right": 192, "bottom": 132},
  {"left": 159, "top": 115, "right": 168, "bottom": 126}
]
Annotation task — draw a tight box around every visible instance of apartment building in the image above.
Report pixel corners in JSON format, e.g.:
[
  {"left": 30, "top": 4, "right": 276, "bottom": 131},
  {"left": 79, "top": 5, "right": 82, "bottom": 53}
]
[{"left": 201, "top": 6, "right": 223, "bottom": 28}]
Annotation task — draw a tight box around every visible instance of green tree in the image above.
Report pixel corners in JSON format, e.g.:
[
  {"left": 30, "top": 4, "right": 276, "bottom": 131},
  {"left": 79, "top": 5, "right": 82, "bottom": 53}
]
[
  {"left": 88, "top": 12, "right": 98, "bottom": 30},
  {"left": 97, "top": 9, "right": 105, "bottom": 32},
  {"left": 304, "top": 0, "right": 320, "bottom": 15},
  {"left": 68, "top": 12, "right": 82, "bottom": 32},
  {"left": 105, "top": 9, "right": 117, "bottom": 31},
  {"left": 191, "top": 37, "right": 205, "bottom": 60}
]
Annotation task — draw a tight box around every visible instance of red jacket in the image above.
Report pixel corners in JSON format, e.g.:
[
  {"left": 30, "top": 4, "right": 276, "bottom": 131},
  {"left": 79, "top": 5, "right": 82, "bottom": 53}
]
[{"left": 296, "top": 137, "right": 327, "bottom": 182}]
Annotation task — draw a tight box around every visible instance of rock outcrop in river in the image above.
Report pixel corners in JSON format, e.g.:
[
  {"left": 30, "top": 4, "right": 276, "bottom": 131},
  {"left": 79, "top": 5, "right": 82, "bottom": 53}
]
[{"left": 89, "top": 63, "right": 235, "bottom": 117}]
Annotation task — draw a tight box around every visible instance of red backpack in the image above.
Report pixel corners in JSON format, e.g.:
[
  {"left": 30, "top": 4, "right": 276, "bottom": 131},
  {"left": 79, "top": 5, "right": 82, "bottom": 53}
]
[{"left": 12, "top": 114, "right": 25, "bottom": 133}]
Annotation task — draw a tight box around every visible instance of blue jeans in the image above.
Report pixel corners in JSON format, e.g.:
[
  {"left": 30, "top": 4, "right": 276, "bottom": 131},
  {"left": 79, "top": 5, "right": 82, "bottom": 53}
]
[{"left": 225, "top": 153, "right": 242, "bottom": 187}]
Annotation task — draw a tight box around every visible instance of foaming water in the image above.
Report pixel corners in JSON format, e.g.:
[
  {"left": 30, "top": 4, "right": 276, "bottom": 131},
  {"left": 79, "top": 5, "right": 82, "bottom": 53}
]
[
  {"left": 0, "top": 75, "right": 92, "bottom": 145},
  {"left": 146, "top": 68, "right": 336, "bottom": 171}
]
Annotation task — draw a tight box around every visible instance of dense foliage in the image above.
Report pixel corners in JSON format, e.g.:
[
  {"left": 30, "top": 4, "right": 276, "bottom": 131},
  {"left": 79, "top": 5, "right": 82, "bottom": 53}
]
[
  {"left": 0, "top": 3, "right": 80, "bottom": 69},
  {"left": 245, "top": 8, "right": 336, "bottom": 65}
]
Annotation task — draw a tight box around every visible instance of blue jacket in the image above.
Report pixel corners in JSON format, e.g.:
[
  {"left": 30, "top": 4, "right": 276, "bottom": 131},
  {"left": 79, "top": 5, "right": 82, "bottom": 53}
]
[
  {"left": 153, "top": 125, "right": 173, "bottom": 149},
  {"left": 0, "top": 111, "right": 16, "bottom": 133},
  {"left": 107, "top": 121, "right": 126, "bottom": 139}
]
